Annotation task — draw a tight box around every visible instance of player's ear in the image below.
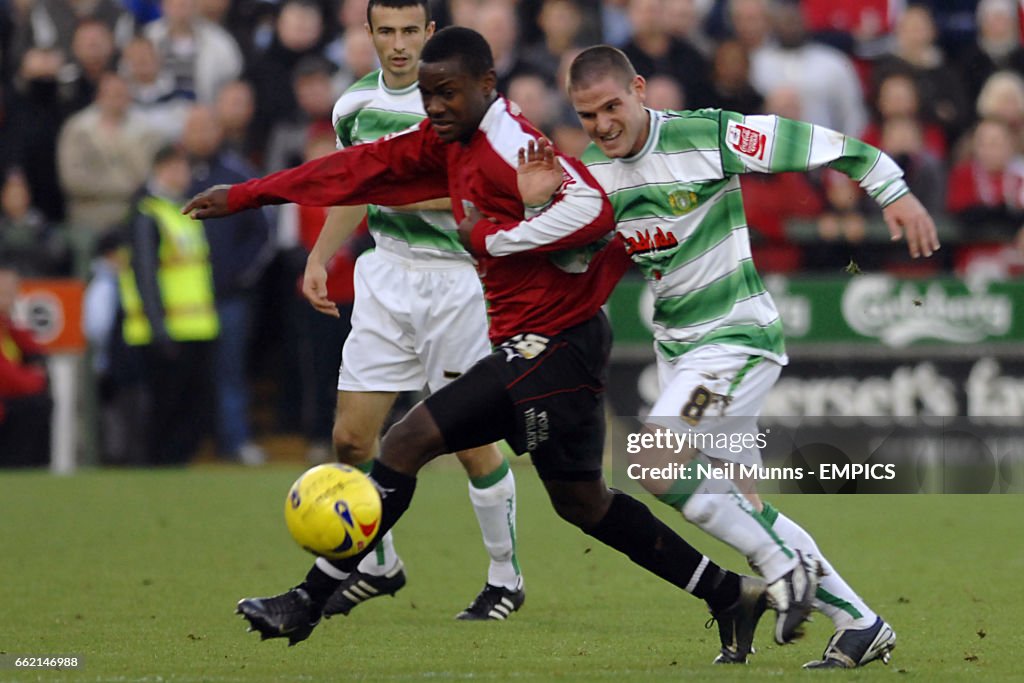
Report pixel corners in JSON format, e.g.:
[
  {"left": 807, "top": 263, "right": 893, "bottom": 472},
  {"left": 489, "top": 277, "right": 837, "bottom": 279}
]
[
  {"left": 481, "top": 68, "right": 497, "bottom": 96},
  {"left": 632, "top": 75, "right": 647, "bottom": 104},
  {"left": 425, "top": 20, "right": 435, "bottom": 39},
  {"left": 364, "top": 21, "right": 372, "bottom": 39}
]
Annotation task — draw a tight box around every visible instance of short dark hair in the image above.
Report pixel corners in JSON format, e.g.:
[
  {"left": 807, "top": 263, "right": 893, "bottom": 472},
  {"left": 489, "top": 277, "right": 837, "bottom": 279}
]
[
  {"left": 152, "top": 143, "right": 187, "bottom": 168},
  {"left": 420, "top": 26, "right": 493, "bottom": 79},
  {"left": 366, "top": 0, "right": 431, "bottom": 27},
  {"left": 567, "top": 45, "right": 637, "bottom": 92}
]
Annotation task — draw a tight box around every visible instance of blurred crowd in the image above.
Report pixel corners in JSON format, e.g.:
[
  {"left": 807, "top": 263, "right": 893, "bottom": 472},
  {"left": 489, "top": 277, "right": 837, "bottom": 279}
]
[{"left": 3, "top": 0, "right": 1024, "bottom": 466}]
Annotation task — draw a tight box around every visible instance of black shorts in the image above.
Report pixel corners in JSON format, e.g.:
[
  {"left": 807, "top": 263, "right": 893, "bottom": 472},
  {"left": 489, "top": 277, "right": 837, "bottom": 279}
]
[{"left": 424, "top": 311, "right": 612, "bottom": 481}]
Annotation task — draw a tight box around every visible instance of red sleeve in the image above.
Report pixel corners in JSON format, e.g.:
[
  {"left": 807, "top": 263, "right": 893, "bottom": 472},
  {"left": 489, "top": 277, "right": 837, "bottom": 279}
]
[
  {"left": 9, "top": 325, "right": 45, "bottom": 358},
  {"left": 229, "top": 121, "right": 449, "bottom": 212}
]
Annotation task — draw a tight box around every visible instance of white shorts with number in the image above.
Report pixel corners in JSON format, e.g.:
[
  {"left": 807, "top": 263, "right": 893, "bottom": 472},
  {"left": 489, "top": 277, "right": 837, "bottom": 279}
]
[
  {"left": 338, "top": 249, "right": 491, "bottom": 393},
  {"left": 649, "top": 344, "right": 784, "bottom": 465}
]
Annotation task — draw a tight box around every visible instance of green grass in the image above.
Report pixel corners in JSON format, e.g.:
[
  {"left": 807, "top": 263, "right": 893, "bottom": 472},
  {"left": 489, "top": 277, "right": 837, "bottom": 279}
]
[{"left": 1, "top": 462, "right": 1022, "bottom": 682}]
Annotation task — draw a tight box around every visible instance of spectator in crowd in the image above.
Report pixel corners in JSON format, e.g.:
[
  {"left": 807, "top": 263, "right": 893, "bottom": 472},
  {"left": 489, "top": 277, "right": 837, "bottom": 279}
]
[
  {"left": 664, "top": 0, "right": 714, "bottom": 57},
  {"left": 861, "top": 70, "right": 948, "bottom": 161},
  {"left": 245, "top": 0, "right": 328, "bottom": 149},
  {"left": 728, "top": 0, "right": 773, "bottom": 53},
  {"left": 7, "top": 47, "right": 71, "bottom": 221},
  {"left": 507, "top": 73, "right": 560, "bottom": 135},
  {"left": 872, "top": 3, "right": 969, "bottom": 141},
  {"left": 644, "top": 73, "right": 685, "bottom": 110},
  {"left": 82, "top": 230, "right": 149, "bottom": 465},
  {"left": 474, "top": 1, "right": 545, "bottom": 93},
  {"left": 62, "top": 18, "right": 120, "bottom": 115},
  {"left": 878, "top": 116, "right": 947, "bottom": 218},
  {"left": 799, "top": 0, "right": 893, "bottom": 58},
  {"left": 709, "top": 38, "right": 763, "bottom": 114},
  {"left": 9, "top": 0, "right": 134, "bottom": 69},
  {"left": 143, "top": 0, "right": 244, "bottom": 103},
  {"left": 621, "top": 0, "right": 713, "bottom": 108},
  {"left": 599, "top": 0, "right": 632, "bottom": 47},
  {"left": 332, "top": 26, "right": 378, "bottom": 93},
  {"left": 119, "top": 35, "right": 196, "bottom": 142},
  {"left": 119, "top": 144, "right": 219, "bottom": 465},
  {"left": 213, "top": 79, "right": 260, "bottom": 164},
  {"left": 265, "top": 55, "right": 339, "bottom": 172},
  {"left": 524, "top": 0, "right": 585, "bottom": 77},
  {"left": 325, "top": 0, "right": 369, "bottom": 68},
  {"left": 976, "top": 70, "right": 1024, "bottom": 153},
  {"left": 750, "top": 0, "right": 867, "bottom": 135},
  {"left": 182, "top": 104, "right": 272, "bottom": 465},
  {"left": 0, "top": 262, "right": 52, "bottom": 468},
  {"left": 957, "top": 0, "right": 1024, "bottom": 111},
  {"left": 0, "top": 169, "right": 70, "bottom": 277},
  {"left": 57, "top": 72, "right": 163, "bottom": 235},
  {"left": 947, "top": 118, "right": 1024, "bottom": 239}
]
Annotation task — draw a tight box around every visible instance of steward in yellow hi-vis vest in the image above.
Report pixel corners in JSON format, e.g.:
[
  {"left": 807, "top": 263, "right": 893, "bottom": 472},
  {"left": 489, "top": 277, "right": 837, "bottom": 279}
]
[
  {"left": 118, "top": 195, "right": 219, "bottom": 345},
  {"left": 118, "top": 145, "right": 219, "bottom": 465}
]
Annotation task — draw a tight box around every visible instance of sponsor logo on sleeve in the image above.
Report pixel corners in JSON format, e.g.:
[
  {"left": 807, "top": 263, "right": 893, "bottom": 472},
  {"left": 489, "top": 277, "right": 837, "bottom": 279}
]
[{"left": 726, "top": 121, "right": 767, "bottom": 160}]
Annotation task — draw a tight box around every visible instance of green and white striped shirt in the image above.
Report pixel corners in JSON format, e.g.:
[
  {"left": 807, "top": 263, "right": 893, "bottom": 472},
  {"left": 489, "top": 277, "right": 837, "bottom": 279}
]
[
  {"left": 332, "top": 70, "right": 469, "bottom": 262},
  {"left": 583, "top": 108, "right": 908, "bottom": 363}
]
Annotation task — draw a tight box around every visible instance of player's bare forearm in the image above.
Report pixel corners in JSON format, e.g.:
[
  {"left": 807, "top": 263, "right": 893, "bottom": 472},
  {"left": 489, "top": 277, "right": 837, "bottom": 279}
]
[{"left": 310, "top": 205, "right": 368, "bottom": 266}]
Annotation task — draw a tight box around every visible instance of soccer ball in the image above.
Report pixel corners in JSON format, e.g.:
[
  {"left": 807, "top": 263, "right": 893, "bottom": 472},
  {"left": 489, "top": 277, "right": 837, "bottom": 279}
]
[{"left": 284, "top": 464, "right": 382, "bottom": 559}]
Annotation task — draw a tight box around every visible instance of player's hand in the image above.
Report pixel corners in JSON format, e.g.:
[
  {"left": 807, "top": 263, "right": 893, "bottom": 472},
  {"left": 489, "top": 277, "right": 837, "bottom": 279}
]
[
  {"left": 302, "top": 259, "right": 339, "bottom": 318},
  {"left": 517, "top": 138, "right": 563, "bottom": 208},
  {"left": 457, "top": 207, "right": 499, "bottom": 251},
  {"left": 182, "top": 185, "right": 233, "bottom": 220},
  {"left": 882, "top": 193, "right": 940, "bottom": 258}
]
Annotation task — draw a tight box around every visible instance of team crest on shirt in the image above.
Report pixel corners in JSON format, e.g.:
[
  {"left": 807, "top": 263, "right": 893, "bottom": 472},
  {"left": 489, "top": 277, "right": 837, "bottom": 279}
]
[
  {"left": 726, "top": 121, "right": 767, "bottom": 160},
  {"left": 667, "top": 189, "right": 699, "bottom": 215}
]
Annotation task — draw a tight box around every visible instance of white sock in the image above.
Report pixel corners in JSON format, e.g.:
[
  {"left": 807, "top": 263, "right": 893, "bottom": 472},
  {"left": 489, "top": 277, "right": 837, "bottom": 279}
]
[
  {"left": 765, "top": 504, "right": 877, "bottom": 630},
  {"left": 468, "top": 464, "right": 522, "bottom": 591},
  {"left": 680, "top": 476, "right": 797, "bottom": 583},
  {"left": 356, "top": 529, "right": 400, "bottom": 577}
]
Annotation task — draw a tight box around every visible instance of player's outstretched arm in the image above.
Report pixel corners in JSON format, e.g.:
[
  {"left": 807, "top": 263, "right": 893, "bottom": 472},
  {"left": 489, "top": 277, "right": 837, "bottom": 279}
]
[{"left": 882, "top": 193, "right": 940, "bottom": 259}]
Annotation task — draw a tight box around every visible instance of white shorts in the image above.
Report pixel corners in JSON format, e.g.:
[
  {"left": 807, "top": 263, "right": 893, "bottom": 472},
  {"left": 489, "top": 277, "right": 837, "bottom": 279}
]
[
  {"left": 648, "top": 344, "right": 782, "bottom": 465},
  {"left": 338, "top": 249, "right": 491, "bottom": 393}
]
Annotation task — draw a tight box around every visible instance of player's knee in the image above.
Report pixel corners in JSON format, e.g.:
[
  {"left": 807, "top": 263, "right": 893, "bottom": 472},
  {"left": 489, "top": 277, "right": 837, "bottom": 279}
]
[
  {"left": 378, "top": 405, "right": 446, "bottom": 474},
  {"left": 331, "top": 422, "right": 376, "bottom": 464},
  {"left": 548, "top": 485, "right": 611, "bottom": 529}
]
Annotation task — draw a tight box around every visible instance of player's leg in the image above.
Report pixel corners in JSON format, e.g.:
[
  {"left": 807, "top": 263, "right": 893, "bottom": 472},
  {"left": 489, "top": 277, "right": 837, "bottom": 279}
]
[
  {"left": 754, "top": 500, "right": 895, "bottom": 668},
  {"left": 320, "top": 389, "right": 409, "bottom": 616},
  {"left": 236, "top": 352, "right": 514, "bottom": 643},
  {"left": 418, "top": 264, "right": 523, "bottom": 618},
  {"left": 452, "top": 444, "right": 523, "bottom": 619},
  {"left": 644, "top": 347, "right": 819, "bottom": 646}
]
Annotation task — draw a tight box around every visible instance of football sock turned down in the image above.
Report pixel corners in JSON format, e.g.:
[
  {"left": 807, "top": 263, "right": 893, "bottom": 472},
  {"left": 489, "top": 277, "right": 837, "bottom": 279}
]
[
  {"left": 761, "top": 502, "right": 877, "bottom": 630},
  {"left": 467, "top": 459, "right": 522, "bottom": 591},
  {"left": 301, "top": 460, "right": 417, "bottom": 606},
  {"left": 353, "top": 460, "right": 400, "bottom": 577},
  {"left": 657, "top": 458, "right": 796, "bottom": 583},
  {"left": 584, "top": 491, "right": 740, "bottom": 613}
]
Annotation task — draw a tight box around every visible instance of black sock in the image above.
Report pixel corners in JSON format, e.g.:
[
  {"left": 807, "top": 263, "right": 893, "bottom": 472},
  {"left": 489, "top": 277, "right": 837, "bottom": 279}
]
[
  {"left": 300, "top": 459, "right": 418, "bottom": 606},
  {"left": 584, "top": 492, "right": 740, "bottom": 609}
]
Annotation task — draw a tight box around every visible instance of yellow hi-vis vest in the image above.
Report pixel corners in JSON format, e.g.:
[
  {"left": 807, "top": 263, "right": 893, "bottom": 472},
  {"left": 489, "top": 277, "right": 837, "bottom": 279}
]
[{"left": 119, "top": 196, "right": 219, "bottom": 346}]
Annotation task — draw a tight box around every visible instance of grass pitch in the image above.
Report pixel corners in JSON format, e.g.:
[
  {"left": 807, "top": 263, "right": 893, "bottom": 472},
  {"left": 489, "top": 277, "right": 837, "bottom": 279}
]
[{"left": 1, "top": 462, "right": 1022, "bottom": 682}]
